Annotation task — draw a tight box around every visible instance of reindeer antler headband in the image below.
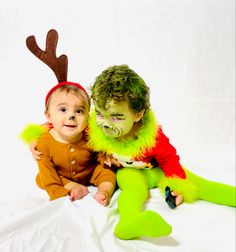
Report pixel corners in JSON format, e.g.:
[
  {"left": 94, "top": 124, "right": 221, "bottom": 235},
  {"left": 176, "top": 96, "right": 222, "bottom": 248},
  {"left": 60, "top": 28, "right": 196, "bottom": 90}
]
[{"left": 26, "top": 29, "right": 88, "bottom": 106}]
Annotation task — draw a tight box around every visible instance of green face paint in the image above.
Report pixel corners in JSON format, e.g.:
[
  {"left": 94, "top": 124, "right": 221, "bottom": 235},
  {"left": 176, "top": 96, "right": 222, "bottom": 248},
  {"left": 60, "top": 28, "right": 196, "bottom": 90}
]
[{"left": 94, "top": 100, "right": 141, "bottom": 140}]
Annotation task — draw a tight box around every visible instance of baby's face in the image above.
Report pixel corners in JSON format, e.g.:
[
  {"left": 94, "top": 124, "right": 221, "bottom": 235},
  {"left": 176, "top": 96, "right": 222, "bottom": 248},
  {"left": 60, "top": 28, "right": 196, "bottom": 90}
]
[
  {"left": 45, "top": 90, "right": 89, "bottom": 143},
  {"left": 94, "top": 99, "right": 142, "bottom": 140}
]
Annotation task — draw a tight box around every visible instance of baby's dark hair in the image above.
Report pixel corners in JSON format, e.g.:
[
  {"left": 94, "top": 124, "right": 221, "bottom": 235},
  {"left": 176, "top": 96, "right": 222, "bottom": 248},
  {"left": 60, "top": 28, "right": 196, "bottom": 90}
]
[
  {"left": 91, "top": 65, "right": 150, "bottom": 113},
  {"left": 46, "top": 84, "right": 90, "bottom": 111}
]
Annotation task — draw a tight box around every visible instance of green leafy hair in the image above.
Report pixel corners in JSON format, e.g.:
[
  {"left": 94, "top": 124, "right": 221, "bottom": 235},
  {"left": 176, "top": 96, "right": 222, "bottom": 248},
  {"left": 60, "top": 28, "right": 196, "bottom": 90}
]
[{"left": 91, "top": 65, "right": 150, "bottom": 113}]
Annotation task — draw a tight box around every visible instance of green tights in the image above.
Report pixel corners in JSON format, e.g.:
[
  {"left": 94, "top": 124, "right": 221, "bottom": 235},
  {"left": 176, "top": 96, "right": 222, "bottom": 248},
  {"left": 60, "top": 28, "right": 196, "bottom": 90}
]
[{"left": 114, "top": 167, "right": 236, "bottom": 240}]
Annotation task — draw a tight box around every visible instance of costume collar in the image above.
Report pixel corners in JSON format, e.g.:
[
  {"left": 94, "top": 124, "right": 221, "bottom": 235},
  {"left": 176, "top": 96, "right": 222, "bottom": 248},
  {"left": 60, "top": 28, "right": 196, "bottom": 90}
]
[{"left": 88, "top": 109, "right": 158, "bottom": 157}]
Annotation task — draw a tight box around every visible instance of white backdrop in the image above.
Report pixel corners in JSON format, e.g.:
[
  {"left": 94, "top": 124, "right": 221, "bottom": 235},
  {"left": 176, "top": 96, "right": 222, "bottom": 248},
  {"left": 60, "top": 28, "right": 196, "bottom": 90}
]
[{"left": 0, "top": 0, "right": 235, "bottom": 200}]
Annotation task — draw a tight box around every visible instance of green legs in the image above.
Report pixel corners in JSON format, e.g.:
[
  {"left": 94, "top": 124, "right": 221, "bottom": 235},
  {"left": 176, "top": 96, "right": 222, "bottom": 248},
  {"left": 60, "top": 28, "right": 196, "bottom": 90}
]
[
  {"left": 114, "top": 167, "right": 236, "bottom": 240},
  {"left": 183, "top": 168, "right": 236, "bottom": 207},
  {"left": 114, "top": 168, "right": 171, "bottom": 240}
]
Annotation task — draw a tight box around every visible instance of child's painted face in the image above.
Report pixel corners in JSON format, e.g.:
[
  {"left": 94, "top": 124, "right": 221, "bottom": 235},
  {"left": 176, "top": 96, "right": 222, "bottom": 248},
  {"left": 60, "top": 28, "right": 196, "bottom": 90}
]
[
  {"left": 45, "top": 90, "right": 89, "bottom": 143},
  {"left": 95, "top": 100, "right": 143, "bottom": 140}
]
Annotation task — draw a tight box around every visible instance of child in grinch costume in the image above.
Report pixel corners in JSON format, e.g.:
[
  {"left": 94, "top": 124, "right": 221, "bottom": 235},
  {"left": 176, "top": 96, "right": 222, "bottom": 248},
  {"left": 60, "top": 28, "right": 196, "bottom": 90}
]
[{"left": 88, "top": 64, "right": 236, "bottom": 240}]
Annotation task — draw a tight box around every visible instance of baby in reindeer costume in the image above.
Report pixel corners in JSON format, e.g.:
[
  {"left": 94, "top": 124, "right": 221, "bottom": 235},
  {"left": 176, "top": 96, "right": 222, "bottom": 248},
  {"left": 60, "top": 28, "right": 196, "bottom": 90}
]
[{"left": 88, "top": 64, "right": 236, "bottom": 240}]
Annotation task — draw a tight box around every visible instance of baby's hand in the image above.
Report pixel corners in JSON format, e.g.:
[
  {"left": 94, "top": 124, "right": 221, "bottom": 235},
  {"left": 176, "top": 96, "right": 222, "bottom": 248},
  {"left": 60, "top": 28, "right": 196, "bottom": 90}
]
[
  {"left": 93, "top": 191, "right": 110, "bottom": 206},
  {"left": 69, "top": 185, "right": 89, "bottom": 202},
  {"left": 172, "top": 191, "right": 184, "bottom": 206}
]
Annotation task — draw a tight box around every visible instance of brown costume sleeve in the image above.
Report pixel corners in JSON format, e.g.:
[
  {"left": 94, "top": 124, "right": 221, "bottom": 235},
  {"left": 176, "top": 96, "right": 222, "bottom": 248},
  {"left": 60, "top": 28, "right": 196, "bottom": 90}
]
[
  {"left": 90, "top": 163, "right": 116, "bottom": 187},
  {"left": 59, "top": 176, "right": 74, "bottom": 187},
  {"left": 36, "top": 135, "right": 69, "bottom": 200}
]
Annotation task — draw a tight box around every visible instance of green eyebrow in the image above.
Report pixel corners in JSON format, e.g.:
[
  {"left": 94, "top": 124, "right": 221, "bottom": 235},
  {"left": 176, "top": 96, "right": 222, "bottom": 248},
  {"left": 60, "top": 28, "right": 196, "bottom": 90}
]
[
  {"left": 111, "top": 113, "right": 124, "bottom": 117},
  {"left": 95, "top": 109, "right": 124, "bottom": 117}
]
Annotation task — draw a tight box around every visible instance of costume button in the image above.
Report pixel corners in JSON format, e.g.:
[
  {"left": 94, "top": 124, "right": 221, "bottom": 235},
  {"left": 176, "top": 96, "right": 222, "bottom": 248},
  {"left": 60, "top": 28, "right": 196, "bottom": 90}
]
[
  {"left": 70, "top": 147, "right": 75, "bottom": 152},
  {"left": 71, "top": 160, "right": 76, "bottom": 165}
]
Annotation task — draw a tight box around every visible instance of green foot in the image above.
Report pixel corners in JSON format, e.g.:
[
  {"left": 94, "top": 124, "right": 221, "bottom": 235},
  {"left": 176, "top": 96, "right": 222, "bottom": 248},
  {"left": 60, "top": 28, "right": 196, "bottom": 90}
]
[{"left": 114, "top": 210, "right": 172, "bottom": 240}]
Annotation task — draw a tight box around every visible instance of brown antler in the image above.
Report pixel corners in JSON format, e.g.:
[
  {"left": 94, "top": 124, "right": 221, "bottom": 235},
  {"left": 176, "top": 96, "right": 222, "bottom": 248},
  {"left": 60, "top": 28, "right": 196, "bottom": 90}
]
[{"left": 26, "top": 29, "right": 68, "bottom": 82}]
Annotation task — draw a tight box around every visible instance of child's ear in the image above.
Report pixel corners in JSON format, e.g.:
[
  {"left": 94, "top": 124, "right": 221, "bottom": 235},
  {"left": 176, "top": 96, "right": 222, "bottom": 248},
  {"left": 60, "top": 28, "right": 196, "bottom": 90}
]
[
  {"left": 134, "top": 110, "right": 145, "bottom": 122},
  {"left": 45, "top": 111, "right": 51, "bottom": 122}
]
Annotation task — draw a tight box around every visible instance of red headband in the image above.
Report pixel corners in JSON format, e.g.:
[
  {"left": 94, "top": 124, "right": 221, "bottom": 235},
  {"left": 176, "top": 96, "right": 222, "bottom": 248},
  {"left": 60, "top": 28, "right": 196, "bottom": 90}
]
[{"left": 45, "top": 81, "right": 88, "bottom": 107}]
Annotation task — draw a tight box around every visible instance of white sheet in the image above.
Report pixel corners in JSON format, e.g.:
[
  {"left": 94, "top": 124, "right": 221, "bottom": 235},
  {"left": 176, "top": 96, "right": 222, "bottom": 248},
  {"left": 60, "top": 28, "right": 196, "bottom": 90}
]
[
  {"left": 0, "top": 0, "right": 235, "bottom": 251},
  {"left": 0, "top": 187, "right": 235, "bottom": 252}
]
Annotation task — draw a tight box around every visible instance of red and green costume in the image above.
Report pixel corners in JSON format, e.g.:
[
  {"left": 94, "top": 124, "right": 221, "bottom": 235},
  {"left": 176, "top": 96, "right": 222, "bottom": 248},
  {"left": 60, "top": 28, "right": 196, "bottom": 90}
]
[{"left": 88, "top": 110, "right": 236, "bottom": 239}]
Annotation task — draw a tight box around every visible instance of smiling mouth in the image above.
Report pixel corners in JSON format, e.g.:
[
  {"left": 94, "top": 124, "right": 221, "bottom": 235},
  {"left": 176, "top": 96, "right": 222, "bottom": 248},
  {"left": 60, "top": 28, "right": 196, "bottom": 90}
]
[{"left": 64, "top": 125, "right": 77, "bottom": 128}]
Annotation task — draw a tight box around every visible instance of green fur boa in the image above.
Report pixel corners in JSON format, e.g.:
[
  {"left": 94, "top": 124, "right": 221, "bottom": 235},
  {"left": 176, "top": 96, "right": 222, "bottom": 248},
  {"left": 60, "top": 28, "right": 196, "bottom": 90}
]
[{"left": 88, "top": 109, "right": 158, "bottom": 157}]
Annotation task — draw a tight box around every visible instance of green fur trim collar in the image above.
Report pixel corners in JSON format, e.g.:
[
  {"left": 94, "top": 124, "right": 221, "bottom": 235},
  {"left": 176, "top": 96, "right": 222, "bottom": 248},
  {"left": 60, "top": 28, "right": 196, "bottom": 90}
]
[{"left": 88, "top": 109, "right": 158, "bottom": 157}]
